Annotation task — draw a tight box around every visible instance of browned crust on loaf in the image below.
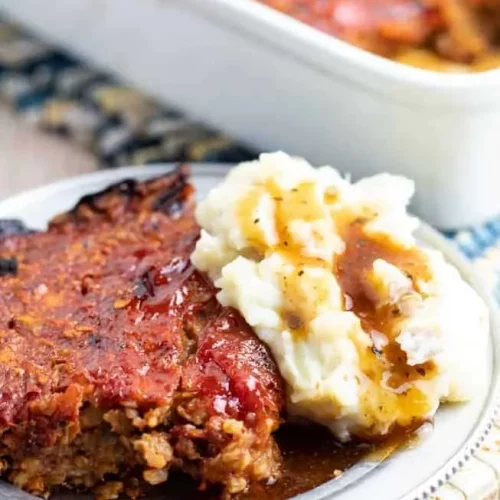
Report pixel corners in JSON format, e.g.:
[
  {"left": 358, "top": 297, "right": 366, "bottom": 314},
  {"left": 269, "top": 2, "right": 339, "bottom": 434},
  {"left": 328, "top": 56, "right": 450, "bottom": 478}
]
[{"left": 0, "top": 167, "right": 284, "bottom": 498}]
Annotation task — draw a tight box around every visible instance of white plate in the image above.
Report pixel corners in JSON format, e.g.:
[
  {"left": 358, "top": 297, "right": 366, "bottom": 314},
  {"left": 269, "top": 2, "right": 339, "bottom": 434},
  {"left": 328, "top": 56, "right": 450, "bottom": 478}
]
[{"left": 0, "top": 164, "right": 498, "bottom": 500}]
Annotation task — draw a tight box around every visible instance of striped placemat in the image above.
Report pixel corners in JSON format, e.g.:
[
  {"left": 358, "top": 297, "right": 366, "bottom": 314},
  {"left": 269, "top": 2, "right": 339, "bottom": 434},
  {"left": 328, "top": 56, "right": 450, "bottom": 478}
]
[
  {"left": 0, "top": 16, "right": 498, "bottom": 500},
  {"left": 433, "top": 227, "right": 500, "bottom": 500},
  {"left": 455, "top": 224, "right": 500, "bottom": 302}
]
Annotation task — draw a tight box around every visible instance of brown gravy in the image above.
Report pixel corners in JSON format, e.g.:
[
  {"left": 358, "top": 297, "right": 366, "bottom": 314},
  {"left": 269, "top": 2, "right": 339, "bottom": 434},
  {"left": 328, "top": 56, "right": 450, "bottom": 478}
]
[
  {"left": 331, "top": 217, "right": 436, "bottom": 432},
  {"left": 336, "top": 218, "right": 435, "bottom": 388},
  {"left": 162, "top": 422, "right": 410, "bottom": 500},
  {"left": 240, "top": 424, "right": 375, "bottom": 499}
]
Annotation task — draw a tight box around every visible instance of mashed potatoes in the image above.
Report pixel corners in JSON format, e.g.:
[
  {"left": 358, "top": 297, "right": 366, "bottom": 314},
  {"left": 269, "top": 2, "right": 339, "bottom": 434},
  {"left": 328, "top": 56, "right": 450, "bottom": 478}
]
[{"left": 191, "top": 152, "right": 488, "bottom": 441}]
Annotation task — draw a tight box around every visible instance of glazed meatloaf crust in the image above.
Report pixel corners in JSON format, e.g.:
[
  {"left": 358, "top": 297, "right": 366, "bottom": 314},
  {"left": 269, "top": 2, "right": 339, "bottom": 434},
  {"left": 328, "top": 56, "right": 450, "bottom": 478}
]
[{"left": 0, "top": 167, "right": 284, "bottom": 499}]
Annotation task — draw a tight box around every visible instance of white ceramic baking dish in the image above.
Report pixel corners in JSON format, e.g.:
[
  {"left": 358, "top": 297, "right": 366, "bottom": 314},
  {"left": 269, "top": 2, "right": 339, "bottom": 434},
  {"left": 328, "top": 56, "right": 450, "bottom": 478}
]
[{"left": 1, "top": 0, "right": 499, "bottom": 229}]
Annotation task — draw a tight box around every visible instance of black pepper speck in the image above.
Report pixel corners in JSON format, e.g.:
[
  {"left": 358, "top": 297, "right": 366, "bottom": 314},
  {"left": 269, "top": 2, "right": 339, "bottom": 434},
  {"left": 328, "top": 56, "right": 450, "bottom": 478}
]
[{"left": 0, "top": 258, "right": 17, "bottom": 277}]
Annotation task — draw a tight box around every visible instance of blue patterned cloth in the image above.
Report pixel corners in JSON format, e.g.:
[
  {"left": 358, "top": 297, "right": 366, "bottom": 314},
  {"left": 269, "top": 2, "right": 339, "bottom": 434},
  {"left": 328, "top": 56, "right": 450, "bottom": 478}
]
[
  {"left": 0, "top": 20, "right": 255, "bottom": 166},
  {"left": 449, "top": 219, "right": 500, "bottom": 259},
  {"left": 447, "top": 219, "right": 500, "bottom": 300},
  {"left": 0, "top": 18, "right": 498, "bottom": 286}
]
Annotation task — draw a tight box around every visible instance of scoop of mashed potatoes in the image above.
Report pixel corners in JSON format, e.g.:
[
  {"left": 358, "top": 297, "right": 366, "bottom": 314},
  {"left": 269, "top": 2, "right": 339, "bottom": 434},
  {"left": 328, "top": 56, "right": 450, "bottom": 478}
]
[{"left": 191, "top": 152, "right": 489, "bottom": 441}]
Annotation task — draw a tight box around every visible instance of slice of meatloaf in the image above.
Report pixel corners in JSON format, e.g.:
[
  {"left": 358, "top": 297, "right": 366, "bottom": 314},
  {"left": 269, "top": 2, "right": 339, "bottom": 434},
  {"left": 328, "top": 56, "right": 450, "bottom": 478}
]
[{"left": 0, "top": 167, "right": 284, "bottom": 499}]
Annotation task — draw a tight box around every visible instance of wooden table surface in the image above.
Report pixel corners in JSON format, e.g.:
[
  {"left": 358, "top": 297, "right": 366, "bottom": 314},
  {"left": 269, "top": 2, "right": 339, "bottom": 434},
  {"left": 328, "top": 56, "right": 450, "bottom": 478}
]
[{"left": 0, "top": 103, "right": 97, "bottom": 200}]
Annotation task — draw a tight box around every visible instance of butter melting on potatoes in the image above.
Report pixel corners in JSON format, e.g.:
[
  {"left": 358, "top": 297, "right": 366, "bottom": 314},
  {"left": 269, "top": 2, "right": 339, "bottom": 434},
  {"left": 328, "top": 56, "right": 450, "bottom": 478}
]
[{"left": 0, "top": 258, "right": 17, "bottom": 276}]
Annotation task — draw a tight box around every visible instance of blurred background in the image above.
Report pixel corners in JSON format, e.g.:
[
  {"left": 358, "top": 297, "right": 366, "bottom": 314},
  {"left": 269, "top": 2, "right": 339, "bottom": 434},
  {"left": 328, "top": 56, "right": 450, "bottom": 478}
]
[
  {"left": 0, "top": 18, "right": 254, "bottom": 198},
  {"left": 0, "top": 1, "right": 499, "bottom": 229},
  {"left": 0, "top": 3, "right": 498, "bottom": 290}
]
